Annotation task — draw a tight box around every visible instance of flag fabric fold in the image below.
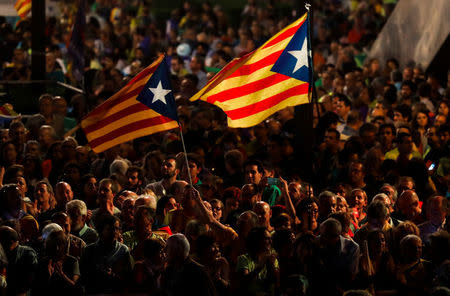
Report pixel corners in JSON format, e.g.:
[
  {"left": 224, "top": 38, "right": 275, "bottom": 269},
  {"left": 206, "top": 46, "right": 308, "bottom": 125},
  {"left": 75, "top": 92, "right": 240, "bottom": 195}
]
[
  {"left": 190, "top": 13, "right": 311, "bottom": 128},
  {"left": 14, "top": 0, "right": 31, "bottom": 19},
  {"left": 81, "top": 55, "right": 179, "bottom": 153}
]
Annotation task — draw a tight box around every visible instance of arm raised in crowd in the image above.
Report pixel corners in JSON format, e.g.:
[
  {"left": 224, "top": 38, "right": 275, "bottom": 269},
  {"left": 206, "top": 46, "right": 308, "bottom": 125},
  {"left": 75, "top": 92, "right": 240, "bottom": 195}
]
[
  {"left": 278, "top": 177, "right": 297, "bottom": 220},
  {"left": 186, "top": 187, "right": 238, "bottom": 243}
]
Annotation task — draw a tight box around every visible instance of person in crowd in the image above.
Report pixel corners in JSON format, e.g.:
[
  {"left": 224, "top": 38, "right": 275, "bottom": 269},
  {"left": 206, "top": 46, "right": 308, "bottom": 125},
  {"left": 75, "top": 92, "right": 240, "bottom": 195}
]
[
  {"left": 295, "top": 197, "right": 320, "bottom": 234},
  {"left": 314, "top": 128, "right": 340, "bottom": 189},
  {"left": 379, "top": 184, "right": 398, "bottom": 212},
  {"left": 162, "top": 233, "right": 217, "bottom": 295},
  {"left": 357, "top": 229, "right": 396, "bottom": 294},
  {"left": 311, "top": 218, "right": 360, "bottom": 296},
  {"left": 317, "top": 190, "right": 337, "bottom": 223},
  {"left": 253, "top": 201, "right": 274, "bottom": 232},
  {"left": 146, "top": 156, "right": 180, "bottom": 200},
  {"left": 354, "top": 200, "right": 392, "bottom": 247},
  {"left": 80, "top": 174, "right": 98, "bottom": 210},
  {"left": 0, "top": 183, "right": 27, "bottom": 222},
  {"left": 113, "top": 190, "right": 138, "bottom": 211},
  {"left": 66, "top": 199, "right": 98, "bottom": 245},
  {"left": 418, "top": 196, "right": 448, "bottom": 242},
  {"left": 0, "top": 141, "right": 18, "bottom": 168},
  {"left": 180, "top": 153, "right": 204, "bottom": 186},
  {"left": 397, "top": 234, "right": 433, "bottom": 295},
  {"left": 51, "top": 212, "right": 86, "bottom": 259},
  {"left": 34, "top": 180, "right": 58, "bottom": 224},
  {"left": 195, "top": 234, "right": 230, "bottom": 295},
  {"left": 80, "top": 214, "right": 133, "bottom": 294},
  {"left": 131, "top": 238, "right": 166, "bottom": 294},
  {"left": 392, "top": 190, "right": 423, "bottom": 224},
  {"left": 38, "top": 125, "right": 57, "bottom": 155},
  {"left": 223, "top": 149, "right": 245, "bottom": 189},
  {"left": 8, "top": 121, "right": 26, "bottom": 158},
  {"left": 210, "top": 199, "right": 225, "bottom": 222},
  {"left": 125, "top": 166, "right": 146, "bottom": 194},
  {"left": 236, "top": 227, "right": 279, "bottom": 295},
  {"left": 33, "top": 230, "right": 81, "bottom": 295},
  {"left": 91, "top": 178, "right": 121, "bottom": 228},
  {"left": 122, "top": 205, "right": 165, "bottom": 260},
  {"left": 347, "top": 189, "right": 368, "bottom": 225},
  {"left": 0, "top": 226, "right": 37, "bottom": 295},
  {"left": 54, "top": 181, "right": 74, "bottom": 211},
  {"left": 372, "top": 193, "right": 401, "bottom": 226}
]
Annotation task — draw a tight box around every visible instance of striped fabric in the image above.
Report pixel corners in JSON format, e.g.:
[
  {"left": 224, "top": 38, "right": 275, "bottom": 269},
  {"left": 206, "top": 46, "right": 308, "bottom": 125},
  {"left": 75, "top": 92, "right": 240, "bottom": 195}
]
[
  {"left": 14, "top": 0, "right": 31, "bottom": 18},
  {"left": 81, "top": 55, "right": 178, "bottom": 153},
  {"left": 190, "top": 13, "right": 310, "bottom": 128}
]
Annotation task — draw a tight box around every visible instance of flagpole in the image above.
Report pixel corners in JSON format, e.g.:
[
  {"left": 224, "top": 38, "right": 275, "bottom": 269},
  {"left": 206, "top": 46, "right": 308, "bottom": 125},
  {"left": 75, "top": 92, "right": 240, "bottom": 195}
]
[
  {"left": 293, "top": 2, "right": 315, "bottom": 183},
  {"left": 305, "top": 3, "right": 321, "bottom": 120},
  {"left": 178, "top": 123, "right": 193, "bottom": 187}
]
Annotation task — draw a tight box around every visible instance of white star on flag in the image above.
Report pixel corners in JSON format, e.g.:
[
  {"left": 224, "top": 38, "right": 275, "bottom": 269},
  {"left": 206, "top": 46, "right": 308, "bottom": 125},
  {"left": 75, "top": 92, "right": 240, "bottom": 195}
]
[
  {"left": 149, "top": 81, "right": 172, "bottom": 104},
  {"left": 288, "top": 37, "right": 308, "bottom": 73}
]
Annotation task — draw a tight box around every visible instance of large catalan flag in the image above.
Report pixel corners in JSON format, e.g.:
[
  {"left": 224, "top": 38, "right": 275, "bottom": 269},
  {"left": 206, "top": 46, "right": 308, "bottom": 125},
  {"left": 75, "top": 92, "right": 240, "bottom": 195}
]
[
  {"left": 81, "top": 55, "right": 179, "bottom": 153},
  {"left": 190, "top": 13, "right": 311, "bottom": 128},
  {"left": 14, "top": 0, "right": 31, "bottom": 19}
]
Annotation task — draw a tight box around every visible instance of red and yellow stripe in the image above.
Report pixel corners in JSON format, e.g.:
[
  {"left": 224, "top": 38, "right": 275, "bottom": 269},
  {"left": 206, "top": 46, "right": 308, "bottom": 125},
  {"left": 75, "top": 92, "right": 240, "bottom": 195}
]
[
  {"left": 81, "top": 55, "right": 178, "bottom": 153},
  {"left": 14, "top": 0, "right": 31, "bottom": 18},
  {"left": 190, "top": 13, "right": 310, "bottom": 128}
]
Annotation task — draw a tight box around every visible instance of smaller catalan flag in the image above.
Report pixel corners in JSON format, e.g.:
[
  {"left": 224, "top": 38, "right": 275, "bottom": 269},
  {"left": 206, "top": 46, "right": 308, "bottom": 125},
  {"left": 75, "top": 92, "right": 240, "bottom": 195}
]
[
  {"left": 14, "top": 0, "right": 31, "bottom": 19},
  {"left": 81, "top": 55, "right": 179, "bottom": 153},
  {"left": 190, "top": 13, "right": 311, "bottom": 128}
]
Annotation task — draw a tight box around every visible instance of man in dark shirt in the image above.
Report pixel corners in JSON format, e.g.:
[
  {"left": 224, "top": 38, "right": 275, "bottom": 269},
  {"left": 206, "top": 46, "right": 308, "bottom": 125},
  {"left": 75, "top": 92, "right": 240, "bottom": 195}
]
[
  {"left": 162, "top": 233, "right": 217, "bottom": 296},
  {"left": 311, "top": 218, "right": 360, "bottom": 296},
  {"left": 80, "top": 214, "right": 132, "bottom": 294},
  {"left": 0, "top": 226, "right": 38, "bottom": 295}
]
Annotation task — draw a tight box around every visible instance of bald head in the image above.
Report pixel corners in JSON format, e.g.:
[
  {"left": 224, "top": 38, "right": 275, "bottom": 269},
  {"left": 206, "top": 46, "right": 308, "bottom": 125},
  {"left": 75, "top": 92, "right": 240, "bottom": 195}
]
[
  {"left": 55, "top": 182, "right": 74, "bottom": 207},
  {"left": 237, "top": 210, "right": 259, "bottom": 237},
  {"left": 397, "top": 190, "right": 421, "bottom": 220},
  {"left": 253, "top": 201, "right": 271, "bottom": 228},
  {"left": 170, "top": 180, "right": 188, "bottom": 202},
  {"left": 135, "top": 195, "right": 157, "bottom": 213},
  {"left": 288, "top": 182, "right": 302, "bottom": 201}
]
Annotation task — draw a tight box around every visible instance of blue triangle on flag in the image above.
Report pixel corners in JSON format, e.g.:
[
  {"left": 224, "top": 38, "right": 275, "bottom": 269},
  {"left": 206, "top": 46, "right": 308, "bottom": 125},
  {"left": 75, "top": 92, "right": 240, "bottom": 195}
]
[
  {"left": 136, "top": 56, "right": 179, "bottom": 122},
  {"left": 271, "top": 19, "right": 310, "bottom": 83}
]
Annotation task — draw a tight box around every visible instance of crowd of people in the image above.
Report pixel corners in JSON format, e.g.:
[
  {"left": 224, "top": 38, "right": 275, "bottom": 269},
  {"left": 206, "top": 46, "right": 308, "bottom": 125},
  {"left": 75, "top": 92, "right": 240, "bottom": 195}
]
[{"left": 0, "top": 0, "right": 449, "bottom": 295}]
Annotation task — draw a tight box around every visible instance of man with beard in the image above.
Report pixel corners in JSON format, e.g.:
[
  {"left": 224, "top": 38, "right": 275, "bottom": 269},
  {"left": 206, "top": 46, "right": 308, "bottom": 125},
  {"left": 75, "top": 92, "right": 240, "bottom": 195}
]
[
  {"left": 146, "top": 156, "right": 179, "bottom": 201},
  {"left": 125, "top": 166, "right": 145, "bottom": 194}
]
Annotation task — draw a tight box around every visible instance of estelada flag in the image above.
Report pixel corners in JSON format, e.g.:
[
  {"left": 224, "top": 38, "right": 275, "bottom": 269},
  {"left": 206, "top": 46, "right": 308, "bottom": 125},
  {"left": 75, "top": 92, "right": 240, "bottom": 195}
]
[
  {"left": 81, "top": 55, "right": 179, "bottom": 153},
  {"left": 190, "top": 13, "right": 311, "bottom": 128},
  {"left": 14, "top": 0, "right": 31, "bottom": 19}
]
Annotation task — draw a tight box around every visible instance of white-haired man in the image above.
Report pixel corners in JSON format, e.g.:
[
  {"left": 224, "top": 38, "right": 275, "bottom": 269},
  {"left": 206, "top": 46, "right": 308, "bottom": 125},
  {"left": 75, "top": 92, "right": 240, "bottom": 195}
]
[{"left": 66, "top": 199, "right": 98, "bottom": 244}]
